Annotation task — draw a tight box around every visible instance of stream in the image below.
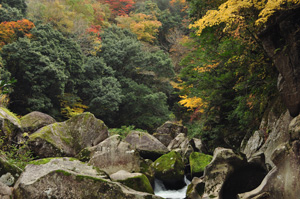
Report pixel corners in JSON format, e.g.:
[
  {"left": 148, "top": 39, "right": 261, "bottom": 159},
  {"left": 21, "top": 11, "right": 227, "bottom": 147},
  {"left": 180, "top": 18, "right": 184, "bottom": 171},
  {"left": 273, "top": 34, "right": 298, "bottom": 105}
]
[{"left": 154, "top": 176, "right": 191, "bottom": 199}]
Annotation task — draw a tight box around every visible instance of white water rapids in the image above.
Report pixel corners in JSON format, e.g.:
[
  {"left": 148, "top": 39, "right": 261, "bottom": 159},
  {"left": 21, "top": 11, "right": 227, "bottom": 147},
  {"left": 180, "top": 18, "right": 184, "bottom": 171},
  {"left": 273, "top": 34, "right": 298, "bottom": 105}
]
[{"left": 154, "top": 176, "right": 191, "bottom": 199}]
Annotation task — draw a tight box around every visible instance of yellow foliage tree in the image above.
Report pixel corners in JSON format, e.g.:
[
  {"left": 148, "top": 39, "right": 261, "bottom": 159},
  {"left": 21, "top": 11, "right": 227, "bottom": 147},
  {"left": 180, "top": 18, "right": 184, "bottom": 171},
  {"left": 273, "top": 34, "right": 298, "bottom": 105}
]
[
  {"left": 190, "top": 0, "right": 300, "bottom": 36},
  {"left": 59, "top": 93, "right": 88, "bottom": 118},
  {"left": 116, "top": 13, "right": 162, "bottom": 43}
]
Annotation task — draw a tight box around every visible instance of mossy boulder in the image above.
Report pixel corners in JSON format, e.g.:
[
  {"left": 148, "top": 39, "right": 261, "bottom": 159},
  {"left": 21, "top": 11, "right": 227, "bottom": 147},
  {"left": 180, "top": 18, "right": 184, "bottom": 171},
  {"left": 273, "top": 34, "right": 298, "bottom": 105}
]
[
  {"left": 189, "top": 152, "right": 213, "bottom": 178},
  {"left": 0, "top": 108, "right": 21, "bottom": 144},
  {"left": 150, "top": 151, "right": 185, "bottom": 189},
  {"left": 0, "top": 155, "right": 22, "bottom": 186},
  {"left": 13, "top": 158, "right": 162, "bottom": 199},
  {"left": 20, "top": 111, "right": 56, "bottom": 134},
  {"left": 125, "top": 131, "right": 169, "bottom": 161},
  {"left": 85, "top": 135, "right": 140, "bottom": 175},
  {"left": 28, "top": 112, "right": 108, "bottom": 158},
  {"left": 110, "top": 170, "right": 154, "bottom": 194}
]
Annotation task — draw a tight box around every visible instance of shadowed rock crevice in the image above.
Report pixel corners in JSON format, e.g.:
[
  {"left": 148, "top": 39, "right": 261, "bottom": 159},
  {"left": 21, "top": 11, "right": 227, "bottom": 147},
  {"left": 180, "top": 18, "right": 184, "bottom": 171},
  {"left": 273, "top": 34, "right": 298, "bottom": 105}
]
[{"left": 220, "top": 164, "right": 267, "bottom": 199}]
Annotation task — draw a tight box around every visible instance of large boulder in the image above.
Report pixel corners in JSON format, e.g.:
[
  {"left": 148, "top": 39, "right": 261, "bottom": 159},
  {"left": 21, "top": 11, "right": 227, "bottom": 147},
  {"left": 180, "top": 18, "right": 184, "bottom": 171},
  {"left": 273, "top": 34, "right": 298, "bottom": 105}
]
[
  {"left": 110, "top": 170, "right": 154, "bottom": 194},
  {"left": 150, "top": 151, "right": 185, "bottom": 189},
  {"left": 238, "top": 140, "right": 300, "bottom": 199},
  {"left": 125, "top": 131, "right": 169, "bottom": 160},
  {"left": 258, "top": 6, "right": 300, "bottom": 117},
  {"left": 189, "top": 152, "right": 212, "bottom": 178},
  {"left": 84, "top": 135, "right": 140, "bottom": 175},
  {"left": 242, "top": 130, "right": 265, "bottom": 159},
  {"left": 20, "top": 111, "right": 56, "bottom": 133},
  {"left": 153, "top": 121, "right": 187, "bottom": 146},
  {"left": 13, "top": 157, "right": 162, "bottom": 199},
  {"left": 28, "top": 112, "right": 108, "bottom": 158},
  {"left": 201, "top": 148, "right": 247, "bottom": 199},
  {"left": 0, "top": 108, "right": 21, "bottom": 144}
]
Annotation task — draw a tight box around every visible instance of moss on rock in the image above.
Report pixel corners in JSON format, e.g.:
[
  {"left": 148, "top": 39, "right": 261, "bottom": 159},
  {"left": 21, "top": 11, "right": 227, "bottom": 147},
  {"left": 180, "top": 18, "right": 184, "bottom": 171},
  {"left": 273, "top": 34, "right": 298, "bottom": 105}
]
[
  {"left": 189, "top": 152, "right": 212, "bottom": 177},
  {"left": 151, "top": 151, "right": 185, "bottom": 189}
]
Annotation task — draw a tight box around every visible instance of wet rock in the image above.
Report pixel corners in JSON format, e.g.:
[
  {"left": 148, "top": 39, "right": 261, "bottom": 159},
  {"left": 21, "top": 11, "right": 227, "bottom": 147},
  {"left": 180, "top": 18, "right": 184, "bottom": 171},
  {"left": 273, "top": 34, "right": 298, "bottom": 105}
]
[
  {"left": 28, "top": 112, "right": 108, "bottom": 158},
  {"left": 125, "top": 131, "right": 169, "bottom": 161},
  {"left": 110, "top": 170, "right": 153, "bottom": 194},
  {"left": 13, "top": 157, "right": 162, "bottom": 199},
  {"left": 87, "top": 135, "right": 140, "bottom": 175}
]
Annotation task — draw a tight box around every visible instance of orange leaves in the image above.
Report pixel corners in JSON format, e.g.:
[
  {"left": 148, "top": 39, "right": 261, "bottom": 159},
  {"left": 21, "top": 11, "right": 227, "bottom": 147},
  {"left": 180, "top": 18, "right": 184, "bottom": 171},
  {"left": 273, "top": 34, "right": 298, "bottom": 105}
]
[
  {"left": 103, "top": 0, "right": 135, "bottom": 16},
  {"left": 0, "top": 19, "right": 35, "bottom": 48}
]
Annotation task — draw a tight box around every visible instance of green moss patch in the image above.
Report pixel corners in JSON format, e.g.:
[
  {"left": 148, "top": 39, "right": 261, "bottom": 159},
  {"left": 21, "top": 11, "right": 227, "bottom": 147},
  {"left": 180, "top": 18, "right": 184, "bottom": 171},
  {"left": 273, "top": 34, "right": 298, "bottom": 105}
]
[
  {"left": 189, "top": 152, "right": 213, "bottom": 177},
  {"left": 151, "top": 151, "right": 184, "bottom": 181},
  {"left": 118, "top": 174, "right": 153, "bottom": 194}
]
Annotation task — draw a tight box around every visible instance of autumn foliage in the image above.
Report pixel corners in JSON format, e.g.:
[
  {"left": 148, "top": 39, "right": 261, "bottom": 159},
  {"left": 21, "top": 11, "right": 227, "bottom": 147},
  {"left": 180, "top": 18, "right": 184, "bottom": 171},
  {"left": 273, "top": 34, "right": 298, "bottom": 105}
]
[
  {"left": 101, "top": 0, "right": 135, "bottom": 16},
  {"left": 0, "top": 19, "right": 35, "bottom": 47}
]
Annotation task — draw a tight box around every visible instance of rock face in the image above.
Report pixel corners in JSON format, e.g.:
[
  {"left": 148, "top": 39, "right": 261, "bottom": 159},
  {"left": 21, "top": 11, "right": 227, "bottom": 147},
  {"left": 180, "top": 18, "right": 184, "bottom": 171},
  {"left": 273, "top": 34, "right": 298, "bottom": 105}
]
[
  {"left": 125, "top": 131, "right": 169, "bottom": 160},
  {"left": 258, "top": 6, "right": 300, "bottom": 117},
  {"left": 87, "top": 135, "right": 140, "bottom": 175},
  {"left": 110, "top": 170, "right": 153, "bottom": 194},
  {"left": 20, "top": 111, "right": 56, "bottom": 133},
  {"left": 150, "top": 151, "right": 185, "bottom": 189},
  {"left": 28, "top": 112, "right": 108, "bottom": 158},
  {"left": 153, "top": 121, "right": 187, "bottom": 146},
  {"left": 13, "top": 157, "right": 162, "bottom": 199},
  {"left": 238, "top": 141, "right": 300, "bottom": 199}
]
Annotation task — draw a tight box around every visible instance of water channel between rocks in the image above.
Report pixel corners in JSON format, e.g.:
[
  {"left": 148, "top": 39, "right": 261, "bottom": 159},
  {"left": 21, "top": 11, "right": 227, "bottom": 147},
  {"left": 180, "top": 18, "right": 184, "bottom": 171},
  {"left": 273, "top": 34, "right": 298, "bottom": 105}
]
[{"left": 154, "top": 176, "right": 191, "bottom": 199}]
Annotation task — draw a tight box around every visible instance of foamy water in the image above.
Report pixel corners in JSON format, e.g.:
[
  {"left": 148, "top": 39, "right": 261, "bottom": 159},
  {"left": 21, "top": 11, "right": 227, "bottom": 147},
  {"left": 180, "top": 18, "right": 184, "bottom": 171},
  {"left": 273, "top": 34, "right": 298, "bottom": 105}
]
[{"left": 154, "top": 176, "right": 191, "bottom": 199}]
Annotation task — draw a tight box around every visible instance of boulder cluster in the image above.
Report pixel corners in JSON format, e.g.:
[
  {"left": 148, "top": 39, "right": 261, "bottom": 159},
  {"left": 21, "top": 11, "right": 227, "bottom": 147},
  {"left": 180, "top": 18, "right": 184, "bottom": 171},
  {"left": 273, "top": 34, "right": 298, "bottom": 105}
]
[{"left": 0, "top": 108, "right": 212, "bottom": 199}]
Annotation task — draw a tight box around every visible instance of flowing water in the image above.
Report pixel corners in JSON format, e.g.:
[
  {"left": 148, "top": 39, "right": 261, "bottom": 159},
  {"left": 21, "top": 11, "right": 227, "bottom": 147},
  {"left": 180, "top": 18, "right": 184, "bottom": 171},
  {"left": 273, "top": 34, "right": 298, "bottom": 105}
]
[{"left": 154, "top": 176, "right": 191, "bottom": 199}]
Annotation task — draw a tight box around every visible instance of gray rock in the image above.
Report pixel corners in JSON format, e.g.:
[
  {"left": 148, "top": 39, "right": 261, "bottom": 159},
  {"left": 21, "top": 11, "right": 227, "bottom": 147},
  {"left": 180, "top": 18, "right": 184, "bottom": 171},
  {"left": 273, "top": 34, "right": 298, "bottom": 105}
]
[
  {"left": 28, "top": 112, "right": 108, "bottom": 158},
  {"left": 153, "top": 121, "right": 187, "bottom": 146},
  {"left": 186, "top": 177, "right": 205, "bottom": 199},
  {"left": 258, "top": 110, "right": 292, "bottom": 167},
  {"left": 125, "top": 131, "right": 169, "bottom": 160},
  {"left": 0, "top": 173, "right": 14, "bottom": 186},
  {"left": 20, "top": 111, "right": 56, "bottom": 133},
  {"left": 0, "top": 181, "right": 12, "bottom": 199},
  {"left": 168, "top": 133, "right": 194, "bottom": 163},
  {"left": 242, "top": 130, "right": 264, "bottom": 159},
  {"left": 202, "top": 148, "right": 246, "bottom": 199},
  {"left": 88, "top": 135, "right": 140, "bottom": 175},
  {"left": 13, "top": 157, "right": 162, "bottom": 199}
]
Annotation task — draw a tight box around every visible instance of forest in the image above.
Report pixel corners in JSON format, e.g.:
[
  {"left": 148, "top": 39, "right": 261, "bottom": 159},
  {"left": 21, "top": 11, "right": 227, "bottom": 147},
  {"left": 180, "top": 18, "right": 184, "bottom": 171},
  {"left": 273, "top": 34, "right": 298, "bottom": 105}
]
[{"left": 0, "top": 0, "right": 298, "bottom": 152}]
